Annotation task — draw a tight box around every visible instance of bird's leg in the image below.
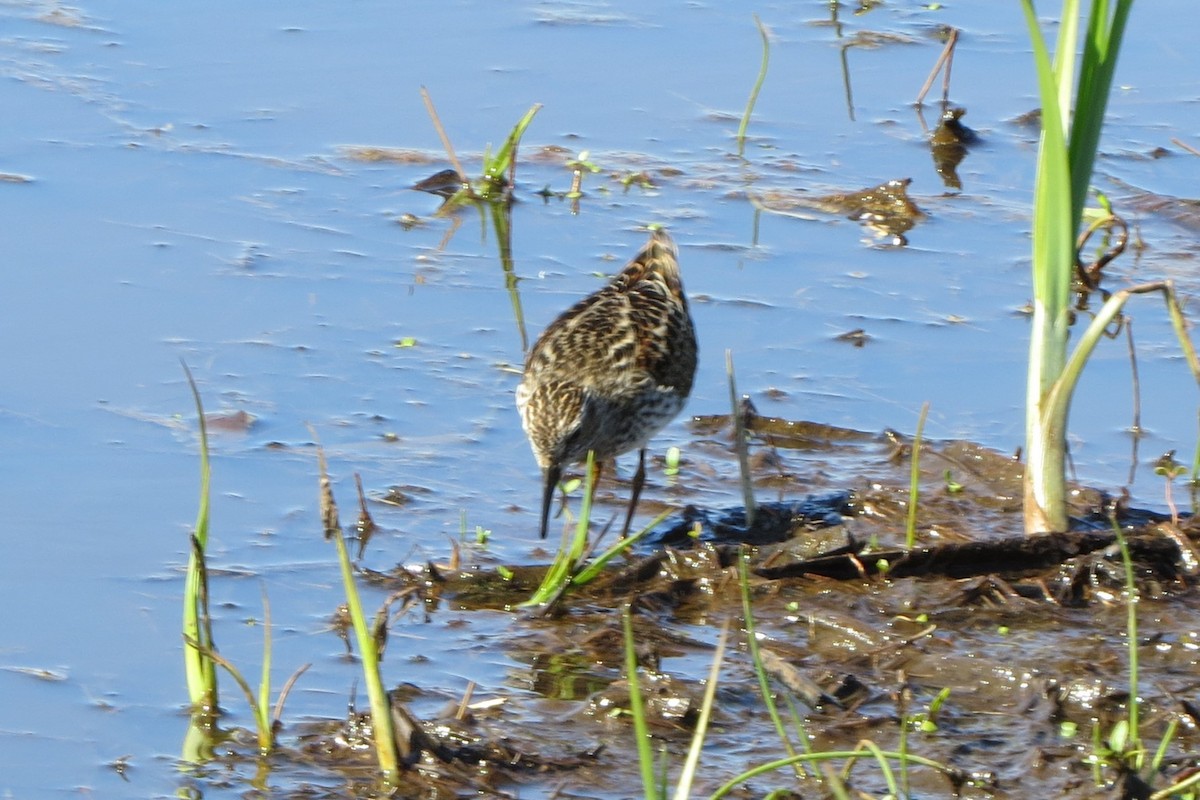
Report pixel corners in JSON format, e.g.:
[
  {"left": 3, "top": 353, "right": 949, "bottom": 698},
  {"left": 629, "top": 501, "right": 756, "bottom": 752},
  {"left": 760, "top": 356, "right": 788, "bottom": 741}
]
[
  {"left": 620, "top": 448, "right": 647, "bottom": 538},
  {"left": 539, "top": 462, "right": 562, "bottom": 540}
]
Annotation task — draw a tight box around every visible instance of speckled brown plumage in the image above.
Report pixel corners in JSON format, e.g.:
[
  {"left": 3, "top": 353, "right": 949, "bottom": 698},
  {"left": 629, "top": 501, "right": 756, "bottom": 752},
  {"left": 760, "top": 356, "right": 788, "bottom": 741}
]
[{"left": 516, "top": 228, "right": 698, "bottom": 539}]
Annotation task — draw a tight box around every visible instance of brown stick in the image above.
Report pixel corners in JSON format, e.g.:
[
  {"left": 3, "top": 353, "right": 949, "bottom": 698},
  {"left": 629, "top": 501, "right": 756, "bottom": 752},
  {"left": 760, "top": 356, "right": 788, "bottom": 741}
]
[
  {"left": 1171, "top": 137, "right": 1200, "bottom": 157},
  {"left": 916, "top": 27, "right": 959, "bottom": 106},
  {"left": 420, "top": 86, "right": 469, "bottom": 185}
]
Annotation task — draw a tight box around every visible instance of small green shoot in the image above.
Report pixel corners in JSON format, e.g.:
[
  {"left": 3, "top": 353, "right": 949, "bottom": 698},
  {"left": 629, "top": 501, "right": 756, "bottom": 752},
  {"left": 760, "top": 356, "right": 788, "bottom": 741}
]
[
  {"left": 477, "top": 103, "right": 541, "bottom": 201},
  {"left": 1079, "top": 513, "right": 1200, "bottom": 795},
  {"left": 520, "top": 450, "right": 598, "bottom": 608},
  {"left": 184, "top": 588, "right": 311, "bottom": 755},
  {"left": 664, "top": 445, "right": 681, "bottom": 477},
  {"left": 620, "top": 171, "right": 657, "bottom": 191},
  {"left": 1154, "top": 450, "right": 1188, "bottom": 525},
  {"left": 905, "top": 401, "right": 930, "bottom": 548},
  {"left": 565, "top": 150, "right": 600, "bottom": 199},
  {"left": 1106, "top": 513, "right": 1143, "bottom": 775},
  {"left": 914, "top": 687, "right": 951, "bottom": 734},
  {"left": 736, "top": 15, "right": 771, "bottom": 158},
  {"left": 943, "top": 469, "right": 964, "bottom": 494},
  {"left": 1190, "top": 409, "right": 1200, "bottom": 489}
]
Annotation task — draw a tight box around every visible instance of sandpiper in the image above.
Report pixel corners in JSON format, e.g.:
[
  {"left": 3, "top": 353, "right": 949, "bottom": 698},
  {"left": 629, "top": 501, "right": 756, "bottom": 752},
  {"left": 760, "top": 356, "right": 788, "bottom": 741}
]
[{"left": 516, "top": 228, "right": 698, "bottom": 539}]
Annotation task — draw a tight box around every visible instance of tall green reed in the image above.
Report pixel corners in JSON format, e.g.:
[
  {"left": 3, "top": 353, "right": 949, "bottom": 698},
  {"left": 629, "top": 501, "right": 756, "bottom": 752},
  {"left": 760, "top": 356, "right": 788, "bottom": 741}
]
[
  {"left": 1019, "top": 0, "right": 1132, "bottom": 532},
  {"left": 181, "top": 362, "right": 218, "bottom": 720},
  {"left": 313, "top": 431, "right": 401, "bottom": 785}
]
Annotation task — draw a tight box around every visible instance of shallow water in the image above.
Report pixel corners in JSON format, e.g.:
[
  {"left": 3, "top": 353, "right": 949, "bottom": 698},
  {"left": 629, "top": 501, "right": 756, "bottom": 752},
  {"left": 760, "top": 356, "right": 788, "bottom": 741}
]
[{"left": 2, "top": 1, "right": 1199, "bottom": 797}]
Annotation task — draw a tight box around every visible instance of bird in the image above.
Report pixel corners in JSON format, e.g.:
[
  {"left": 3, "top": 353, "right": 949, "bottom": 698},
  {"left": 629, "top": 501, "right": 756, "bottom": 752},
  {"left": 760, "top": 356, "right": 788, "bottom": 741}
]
[{"left": 516, "top": 227, "right": 698, "bottom": 540}]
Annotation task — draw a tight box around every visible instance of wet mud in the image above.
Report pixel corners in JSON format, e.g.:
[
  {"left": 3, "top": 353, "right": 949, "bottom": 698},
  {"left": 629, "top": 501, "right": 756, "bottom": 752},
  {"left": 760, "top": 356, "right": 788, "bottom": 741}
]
[{"left": 265, "top": 413, "right": 1200, "bottom": 799}]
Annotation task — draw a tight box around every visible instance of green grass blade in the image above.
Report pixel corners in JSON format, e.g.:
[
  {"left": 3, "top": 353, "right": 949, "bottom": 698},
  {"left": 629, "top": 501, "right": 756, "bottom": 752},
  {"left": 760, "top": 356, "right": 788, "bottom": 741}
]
[
  {"left": 568, "top": 450, "right": 595, "bottom": 564},
  {"left": 706, "top": 749, "right": 957, "bottom": 799},
  {"left": 571, "top": 510, "right": 666, "bottom": 586},
  {"left": 333, "top": 513, "right": 400, "bottom": 783},
  {"left": 1047, "top": 282, "right": 1200, "bottom": 444},
  {"left": 727, "top": 350, "right": 756, "bottom": 528},
  {"left": 1049, "top": 0, "right": 1081, "bottom": 135},
  {"left": 521, "top": 450, "right": 597, "bottom": 608},
  {"left": 181, "top": 362, "right": 218, "bottom": 714},
  {"left": 736, "top": 15, "right": 770, "bottom": 158},
  {"left": 258, "top": 586, "right": 273, "bottom": 746},
  {"left": 312, "top": 430, "right": 401, "bottom": 784},
  {"left": 182, "top": 362, "right": 212, "bottom": 552},
  {"left": 1021, "top": 0, "right": 1075, "bottom": 330},
  {"left": 1150, "top": 717, "right": 1176, "bottom": 777},
  {"left": 1069, "top": 0, "right": 1134, "bottom": 229},
  {"left": 622, "top": 607, "right": 658, "bottom": 800},
  {"left": 853, "top": 739, "right": 899, "bottom": 797},
  {"left": 519, "top": 537, "right": 574, "bottom": 608},
  {"left": 905, "top": 401, "right": 930, "bottom": 548},
  {"left": 1110, "top": 516, "right": 1142, "bottom": 768},
  {"left": 737, "top": 551, "right": 806, "bottom": 778},
  {"left": 478, "top": 103, "right": 542, "bottom": 199}
]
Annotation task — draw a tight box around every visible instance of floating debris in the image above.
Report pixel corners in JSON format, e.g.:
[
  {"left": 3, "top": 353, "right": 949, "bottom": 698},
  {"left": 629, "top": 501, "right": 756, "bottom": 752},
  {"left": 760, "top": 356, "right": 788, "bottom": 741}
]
[{"left": 754, "top": 177, "right": 926, "bottom": 245}]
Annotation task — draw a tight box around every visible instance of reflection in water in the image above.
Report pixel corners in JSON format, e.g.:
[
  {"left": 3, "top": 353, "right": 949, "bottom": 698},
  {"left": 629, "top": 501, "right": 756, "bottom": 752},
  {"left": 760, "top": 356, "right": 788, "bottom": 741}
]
[
  {"left": 927, "top": 106, "right": 978, "bottom": 191},
  {"left": 490, "top": 201, "right": 529, "bottom": 354},
  {"left": 826, "top": 0, "right": 920, "bottom": 121},
  {"left": 414, "top": 170, "right": 530, "bottom": 353}
]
